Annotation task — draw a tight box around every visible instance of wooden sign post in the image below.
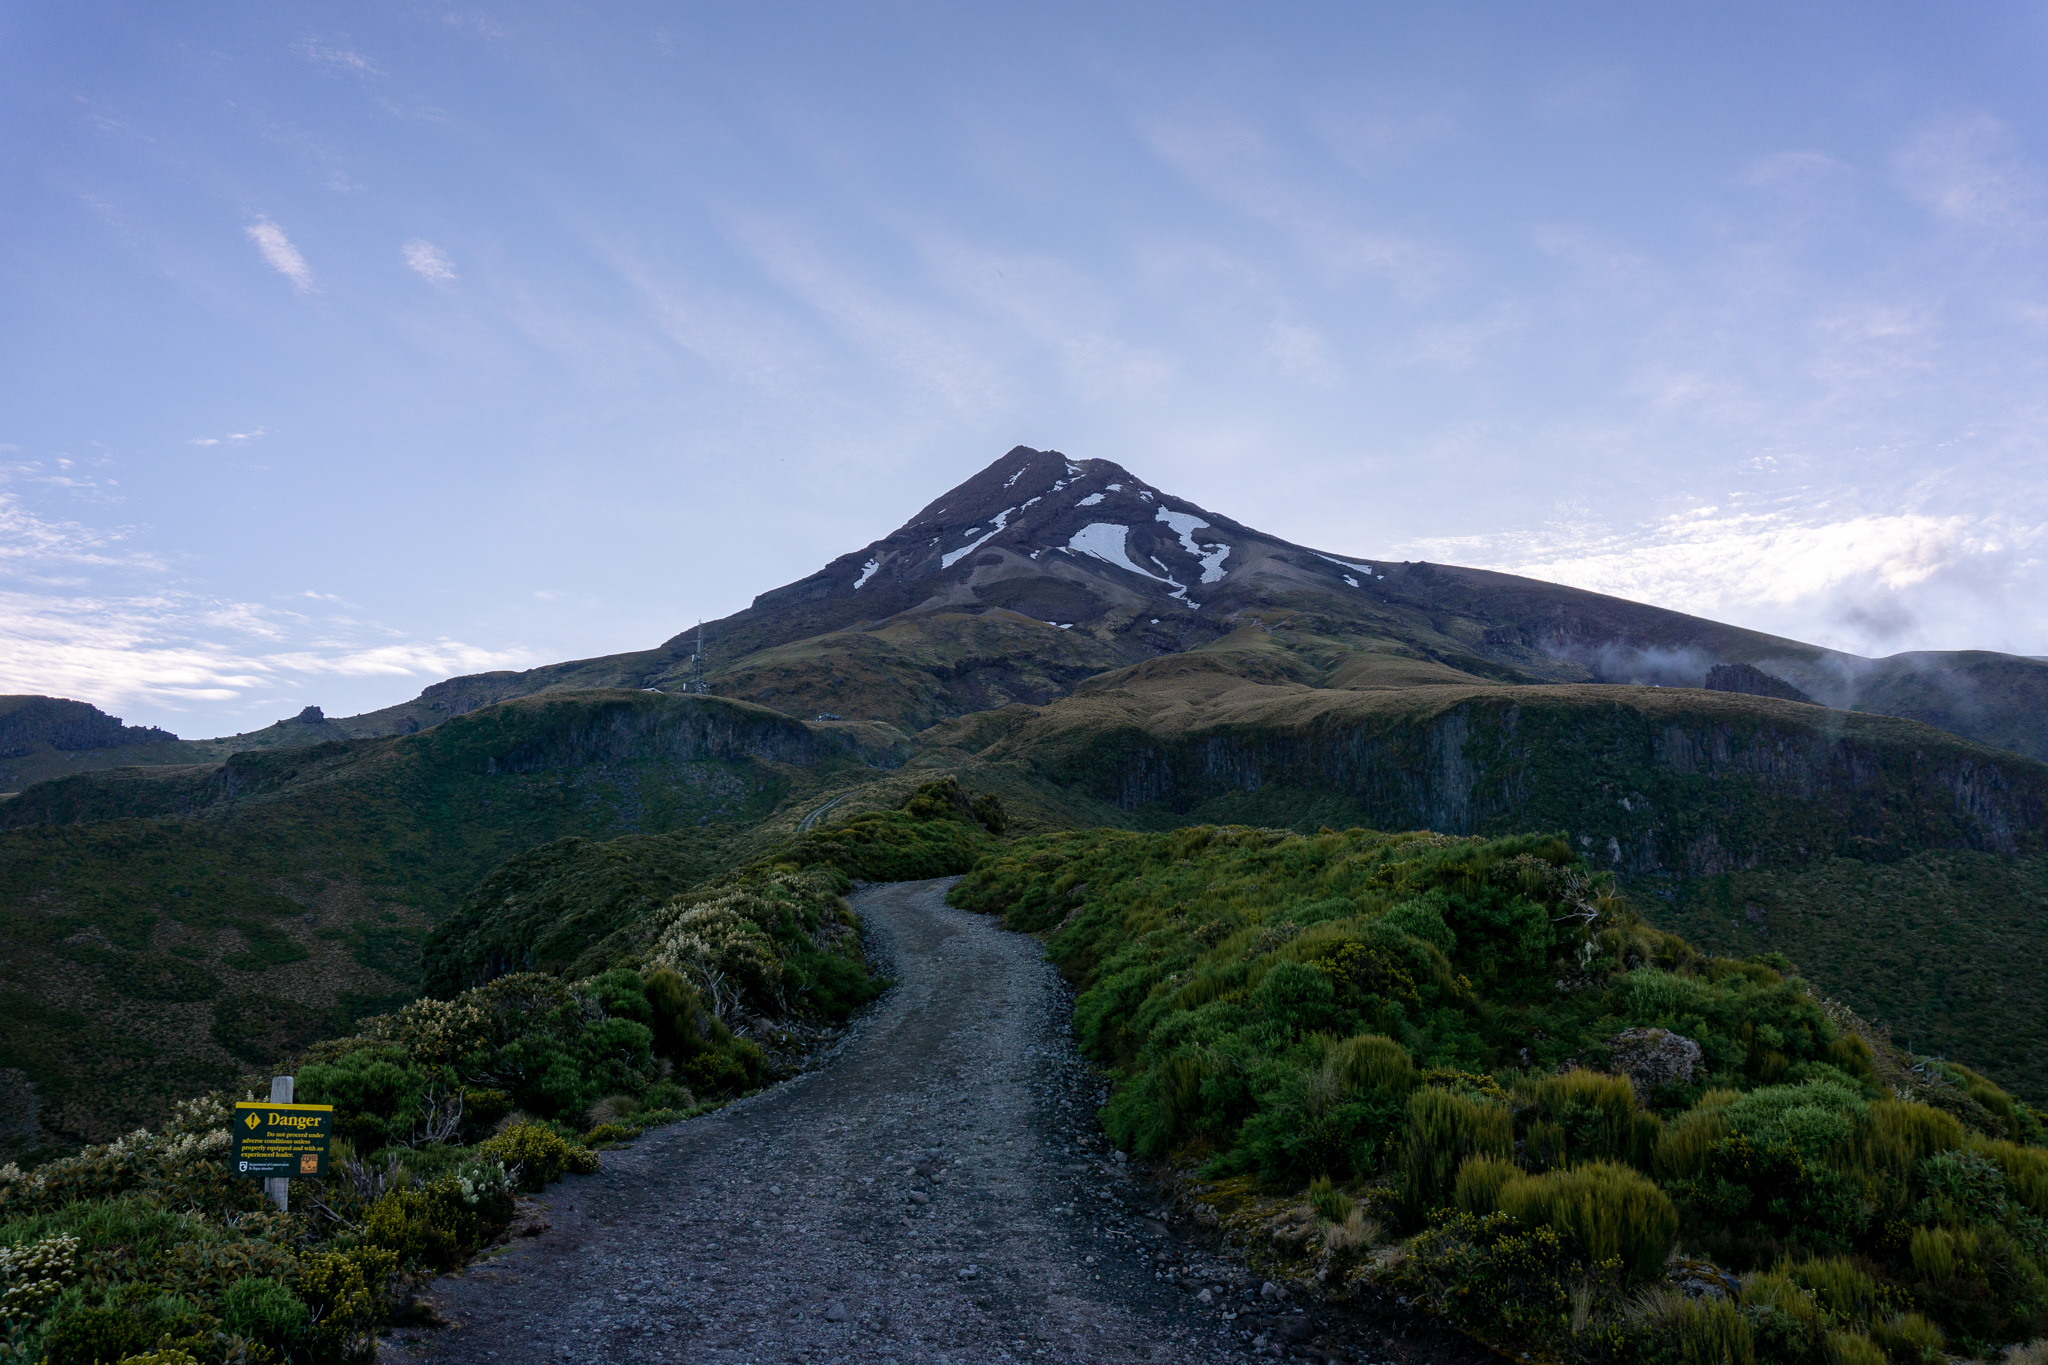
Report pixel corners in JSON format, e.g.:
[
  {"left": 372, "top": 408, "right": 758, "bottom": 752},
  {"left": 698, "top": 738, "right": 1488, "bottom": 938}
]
[{"left": 231, "top": 1075, "right": 333, "bottom": 1212}]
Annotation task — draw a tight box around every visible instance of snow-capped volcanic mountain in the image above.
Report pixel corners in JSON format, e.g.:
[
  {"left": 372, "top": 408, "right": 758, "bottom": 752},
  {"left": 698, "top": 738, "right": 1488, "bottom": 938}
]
[
  {"left": 298, "top": 444, "right": 2048, "bottom": 759},
  {"left": 775, "top": 445, "right": 1376, "bottom": 617}
]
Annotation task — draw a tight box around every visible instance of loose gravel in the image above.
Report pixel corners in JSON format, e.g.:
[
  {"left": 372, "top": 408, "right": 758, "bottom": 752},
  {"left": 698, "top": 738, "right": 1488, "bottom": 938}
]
[{"left": 378, "top": 879, "right": 1471, "bottom": 1365}]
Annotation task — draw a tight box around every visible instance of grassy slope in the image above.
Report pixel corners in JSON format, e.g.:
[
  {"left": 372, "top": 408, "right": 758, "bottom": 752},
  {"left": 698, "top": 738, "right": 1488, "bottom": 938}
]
[
  {"left": 0, "top": 692, "right": 864, "bottom": 1151},
  {"left": 1661, "top": 852, "right": 2048, "bottom": 1101}
]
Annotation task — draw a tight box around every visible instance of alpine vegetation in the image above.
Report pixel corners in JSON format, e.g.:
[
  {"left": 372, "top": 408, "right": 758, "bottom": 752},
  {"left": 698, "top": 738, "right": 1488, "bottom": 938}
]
[{"left": 950, "top": 824, "right": 2048, "bottom": 1363}]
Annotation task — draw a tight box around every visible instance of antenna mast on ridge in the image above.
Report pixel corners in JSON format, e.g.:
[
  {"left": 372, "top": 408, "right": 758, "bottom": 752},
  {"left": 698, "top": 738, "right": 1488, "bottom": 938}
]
[{"left": 691, "top": 619, "right": 705, "bottom": 694}]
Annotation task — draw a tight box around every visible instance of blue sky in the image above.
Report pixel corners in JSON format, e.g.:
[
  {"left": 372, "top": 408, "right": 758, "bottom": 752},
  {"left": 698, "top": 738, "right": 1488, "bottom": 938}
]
[{"left": 4, "top": 3, "right": 2046, "bottom": 736}]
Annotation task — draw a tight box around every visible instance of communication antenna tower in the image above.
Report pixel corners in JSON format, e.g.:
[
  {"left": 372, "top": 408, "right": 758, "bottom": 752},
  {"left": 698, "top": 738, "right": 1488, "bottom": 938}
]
[{"left": 691, "top": 619, "right": 705, "bottom": 694}]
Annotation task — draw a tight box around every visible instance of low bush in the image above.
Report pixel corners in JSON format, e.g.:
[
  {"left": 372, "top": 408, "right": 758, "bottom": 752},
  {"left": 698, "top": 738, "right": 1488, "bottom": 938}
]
[
  {"left": 476, "top": 1123, "right": 598, "bottom": 1193},
  {"left": 1495, "top": 1161, "right": 1678, "bottom": 1283},
  {"left": 220, "top": 1275, "right": 308, "bottom": 1353},
  {"left": 1399, "top": 1088, "right": 1512, "bottom": 1220}
]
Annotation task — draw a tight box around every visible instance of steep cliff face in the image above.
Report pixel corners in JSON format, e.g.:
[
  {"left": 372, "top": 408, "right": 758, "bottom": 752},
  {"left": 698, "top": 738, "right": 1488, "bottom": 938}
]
[
  {"left": 0, "top": 696, "right": 179, "bottom": 754},
  {"left": 0, "top": 697, "right": 183, "bottom": 791},
  {"left": 417, "top": 690, "right": 827, "bottom": 775},
  {"left": 983, "top": 680, "right": 2048, "bottom": 876}
]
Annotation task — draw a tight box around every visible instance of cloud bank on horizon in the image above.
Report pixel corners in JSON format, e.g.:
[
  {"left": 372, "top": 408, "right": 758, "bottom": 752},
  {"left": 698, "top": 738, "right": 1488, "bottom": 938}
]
[{"left": 3, "top": 2, "right": 2047, "bottom": 733}]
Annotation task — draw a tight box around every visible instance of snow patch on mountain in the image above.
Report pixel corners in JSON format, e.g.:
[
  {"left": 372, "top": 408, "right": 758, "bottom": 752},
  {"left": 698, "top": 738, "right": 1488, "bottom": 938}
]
[
  {"left": 1318, "top": 553, "right": 1380, "bottom": 577},
  {"left": 1155, "top": 509, "right": 1232, "bottom": 584},
  {"left": 1078, "top": 493, "right": 1105, "bottom": 506},
  {"left": 943, "top": 508, "right": 1015, "bottom": 568},
  {"left": 1066, "top": 523, "right": 1188, "bottom": 599},
  {"left": 853, "top": 558, "right": 881, "bottom": 590}
]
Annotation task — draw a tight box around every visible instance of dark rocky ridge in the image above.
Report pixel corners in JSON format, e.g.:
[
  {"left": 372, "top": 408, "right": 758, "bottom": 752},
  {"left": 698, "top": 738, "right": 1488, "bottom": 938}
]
[{"left": 0, "top": 695, "right": 178, "bottom": 755}]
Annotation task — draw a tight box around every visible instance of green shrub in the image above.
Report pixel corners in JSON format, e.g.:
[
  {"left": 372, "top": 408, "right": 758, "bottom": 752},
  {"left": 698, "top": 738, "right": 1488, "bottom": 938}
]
[
  {"left": 1396, "top": 1209, "right": 1599, "bottom": 1346},
  {"left": 1327, "top": 1033, "right": 1413, "bottom": 1092},
  {"left": 1452, "top": 1155, "right": 1516, "bottom": 1215},
  {"left": 1398, "top": 1088, "right": 1511, "bottom": 1221},
  {"left": 1739, "top": 1268, "right": 1826, "bottom": 1358},
  {"left": 296, "top": 1246, "right": 398, "bottom": 1364},
  {"left": 1307, "top": 1174, "right": 1353, "bottom": 1224},
  {"left": 476, "top": 1122, "right": 599, "bottom": 1192},
  {"left": 363, "top": 1186, "right": 463, "bottom": 1270},
  {"left": 1623, "top": 1286, "right": 1755, "bottom": 1365},
  {"left": 1668, "top": 1131, "right": 1869, "bottom": 1260},
  {"left": 1855, "top": 1100, "right": 1962, "bottom": 1183},
  {"left": 1822, "top": 1329, "right": 1885, "bottom": 1365},
  {"left": 1720, "top": 1079, "right": 1868, "bottom": 1161},
  {"left": 1655, "top": 1101, "right": 1734, "bottom": 1181},
  {"left": 1944, "top": 1062, "right": 2023, "bottom": 1140},
  {"left": 1512, "top": 1069, "right": 1643, "bottom": 1169},
  {"left": 1866, "top": 1310, "right": 1945, "bottom": 1364},
  {"left": 294, "top": 1045, "right": 442, "bottom": 1149},
  {"left": 1973, "top": 1136, "right": 2048, "bottom": 1216},
  {"left": 368, "top": 1170, "right": 508, "bottom": 1267},
  {"left": 1250, "top": 960, "right": 1337, "bottom": 1036},
  {"left": 1495, "top": 1161, "right": 1678, "bottom": 1282},
  {"left": 43, "top": 1303, "right": 148, "bottom": 1365},
  {"left": 1784, "top": 1256, "right": 1886, "bottom": 1325},
  {"left": 1915, "top": 1147, "right": 2012, "bottom": 1226},
  {"left": 220, "top": 1275, "right": 307, "bottom": 1350}
]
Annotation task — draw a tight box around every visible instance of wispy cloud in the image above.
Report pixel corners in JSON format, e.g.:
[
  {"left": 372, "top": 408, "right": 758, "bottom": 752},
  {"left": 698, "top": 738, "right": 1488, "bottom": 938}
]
[
  {"left": 245, "top": 218, "right": 314, "bottom": 291},
  {"left": 920, "top": 238, "right": 1175, "bottom": 399},
  {"left": 732, "top": 217, "right": 1006, "bottom": 411},
  {"left": 296, "top": 42, "right": 381, "bottom": 77},
  {"left": 1142, "top": 113, "right": 1452, "bottom": 297},
  {"left": 0, "top": 492, "right": 527, "bottom": 721},
  {"left": 0, "top": 587, "right": 529, "bottom": 713},
  {"left": 0, "top": 493, "right": 153, "bottom": 570},
  {"left": 188, "top": 427, "right": 266, "bottom": 447},
  {"left": 403, "top": 238, "right": 456, "bottom": 282},
  {"left": 1398, "top": 506, "right": 2045, "bottom": 656},
  {"left": 1403, "top": 307, "right": 1526, "bottom": 370},
  {"left": 1894, "top": 114, "right": 2043, "bottom": 235}
]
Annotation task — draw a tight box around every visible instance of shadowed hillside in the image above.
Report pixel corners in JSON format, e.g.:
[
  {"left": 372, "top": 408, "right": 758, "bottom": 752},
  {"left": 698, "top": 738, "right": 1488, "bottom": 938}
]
[{"left": 0, "top": 691, "right": 877, "bottom": 1151}]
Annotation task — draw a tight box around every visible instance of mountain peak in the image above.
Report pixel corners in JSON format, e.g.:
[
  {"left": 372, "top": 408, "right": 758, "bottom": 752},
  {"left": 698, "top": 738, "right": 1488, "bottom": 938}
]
[{"left": 770, "top": 445, "right": 1314, "bottom": 620}]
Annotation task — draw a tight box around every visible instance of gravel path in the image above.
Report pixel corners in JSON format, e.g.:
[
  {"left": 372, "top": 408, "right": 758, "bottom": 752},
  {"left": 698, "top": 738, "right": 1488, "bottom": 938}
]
[{"left": 379, "top": 879, "right": 1460, "bottom": 1365}]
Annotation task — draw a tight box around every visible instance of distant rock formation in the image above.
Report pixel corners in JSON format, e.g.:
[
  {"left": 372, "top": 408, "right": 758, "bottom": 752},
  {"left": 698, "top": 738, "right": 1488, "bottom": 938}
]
[
  {"left": 1704, "top": 662, "right": 1813, "bottom": 705},
  {"left": 0, "top": 695, "right": 179, "bottom": 756}
]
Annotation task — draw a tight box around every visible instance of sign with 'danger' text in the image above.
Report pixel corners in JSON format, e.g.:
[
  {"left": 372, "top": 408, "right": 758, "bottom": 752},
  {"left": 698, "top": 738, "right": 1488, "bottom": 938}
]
[{"left": 231, "top": 1101, "right": 334, "bottom": 1179}]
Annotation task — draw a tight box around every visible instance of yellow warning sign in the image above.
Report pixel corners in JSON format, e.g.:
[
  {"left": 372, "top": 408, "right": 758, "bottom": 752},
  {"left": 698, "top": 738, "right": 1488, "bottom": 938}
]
[{"left": 231, "top": 1101, "right": 334, "bottom": 1179}]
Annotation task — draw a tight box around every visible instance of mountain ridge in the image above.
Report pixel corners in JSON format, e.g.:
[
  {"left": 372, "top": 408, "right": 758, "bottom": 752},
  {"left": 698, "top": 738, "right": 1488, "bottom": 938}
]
[{"left": 208, "top": 444, "right": 2048, "bottom": 762}]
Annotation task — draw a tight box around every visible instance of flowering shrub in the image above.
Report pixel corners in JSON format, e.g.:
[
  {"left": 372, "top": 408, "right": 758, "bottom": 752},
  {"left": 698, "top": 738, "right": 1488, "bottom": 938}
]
[
  {"left": 0, "top": 1233, "right": 77, "bottom": 1324},
  {"left": 477, "top": 1123, "right": 599, "bottom": 1192}
]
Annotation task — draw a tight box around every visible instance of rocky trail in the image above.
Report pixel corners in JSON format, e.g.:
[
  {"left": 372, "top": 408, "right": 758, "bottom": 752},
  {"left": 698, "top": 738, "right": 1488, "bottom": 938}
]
[{"left": 379, "top": 879, "right": 1495, "bottom": 1365}]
